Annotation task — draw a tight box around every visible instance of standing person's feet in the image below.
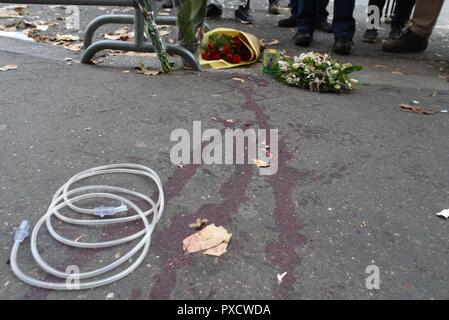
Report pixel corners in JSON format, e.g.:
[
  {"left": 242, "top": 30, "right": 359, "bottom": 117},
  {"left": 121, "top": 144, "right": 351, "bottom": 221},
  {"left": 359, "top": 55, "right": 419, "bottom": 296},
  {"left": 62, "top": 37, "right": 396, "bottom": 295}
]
[
  {"left": 268, "top": 0, "right": 281, "bottom": 14},
  {"left": 235, "top": 5, "right": 254, "bottom": 24},
  {"left": 278, "top": 15, "right": 296, "bottom": 27},
  {"left": 333, "top": 38, "right": 353, "bottom": 55},
  {"left": 389, "top": 25, "right": 403, "bottom": 40},
  {"left": 316, "top": 20, "right": 332, "bottom": 33},
  {"left": 206, "top": 3, "right": 223, "bottom": 18},
  {"left": 293, "top": 32, "right": 313, "bottom": 47},
  {"left": 362, "top": 29, "right": 379, "bottom": 43},
  {"left": 162, "top": 0, "right": 173, "bottom": 9},
  {"left": 382, "top": 29, "right": 429, "bottom": 53}
]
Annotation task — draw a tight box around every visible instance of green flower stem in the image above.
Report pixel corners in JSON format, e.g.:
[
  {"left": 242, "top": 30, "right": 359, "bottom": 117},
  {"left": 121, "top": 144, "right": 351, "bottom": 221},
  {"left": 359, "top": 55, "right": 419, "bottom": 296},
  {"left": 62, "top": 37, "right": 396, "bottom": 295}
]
[{"left": 136, "top": 0, "right": 172, "bottom": 73}]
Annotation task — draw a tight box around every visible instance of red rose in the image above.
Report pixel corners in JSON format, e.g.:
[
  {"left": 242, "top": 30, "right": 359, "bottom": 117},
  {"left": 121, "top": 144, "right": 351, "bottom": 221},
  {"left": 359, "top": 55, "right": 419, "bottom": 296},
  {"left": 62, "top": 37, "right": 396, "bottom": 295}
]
[
  {"left": 207, "top": 42, "right": 213, "bottom": 50},
  {"left": 223, "top": 45, "right": 231, "bottom": 55},
  {"left": 212, "top": 53, "right": 221, "bottom": 60},
  {"left": 225, "top": 53, "right": 233, "bottom": 63},
  {"left": 201, "top": 52, "right": 210, "bottom": 60},
  {"left": 232, "top": 55, "right": 241, "bottom": 64}
]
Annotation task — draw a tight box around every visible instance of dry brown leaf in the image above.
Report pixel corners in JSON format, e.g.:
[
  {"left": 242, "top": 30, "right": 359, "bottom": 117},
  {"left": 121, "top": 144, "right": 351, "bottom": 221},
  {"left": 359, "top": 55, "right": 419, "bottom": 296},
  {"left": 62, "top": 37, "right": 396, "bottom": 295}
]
[
  {"left": 63, "top": 42, "right": 83, "bottom": 52},
  {"left": 55, "top": 33, "right": 80, "bottom": 42},
  {"left": 0, "top": 64, "right": 17, "bottom": 72},
  {"left": 182, "top": 224, "right": 232, "bottom": 256},
  {"left": 136, "top": 63, "right": 160, "bottom": 76},
  {"left": 267, "top": 39, "right": 280, "bottom": 46},
  {"left": 252, "top": 159, "right": 270, "bottom": 168},
  {"left": 203, "top": 242, "right": 228, "bottom": 256},
  {"left": 103, "top": 27, "right": 133, "bottom": 41},
  {"left": 189, "top": 218, "right": 208, "bottom": 230},
  {"left": 399, "top": 103, "right": 435, "bottom": 115},
  {"left": 159, "top": 29, "right": 171, "bottom": 36},
  {"left": 0, "top": 5, "right": 26, "bottom": 18},
  {"left": 232, "top": 77, "right": 245, "bottom": 83}
]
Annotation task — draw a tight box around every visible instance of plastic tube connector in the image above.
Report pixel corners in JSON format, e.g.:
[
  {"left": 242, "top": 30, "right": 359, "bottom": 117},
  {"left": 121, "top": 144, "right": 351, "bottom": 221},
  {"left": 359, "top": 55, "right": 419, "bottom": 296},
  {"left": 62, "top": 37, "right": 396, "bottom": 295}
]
[
  {"left": 94, "top": 203, "right": 128, "bottom": 218},
  {"left": 14, "top": 220, "right": 30, "bottom": 242}
]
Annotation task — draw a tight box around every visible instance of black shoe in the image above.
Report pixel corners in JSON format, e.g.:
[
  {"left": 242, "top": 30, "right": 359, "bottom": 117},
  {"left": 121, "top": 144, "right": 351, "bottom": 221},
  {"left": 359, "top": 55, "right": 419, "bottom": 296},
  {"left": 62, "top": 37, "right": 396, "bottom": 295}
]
[
  {"left": 278, "top": 15, "right": 296, "bottom": 28},
  {"left": 293, "top": 32, "right": 313, "bottom": 47},
  {"left": 333, "top": 37, "right": 353, "bottom": 55},
  {"left": 316, "top": 20, "right": 332, "bottom": 33},
  {"left": 362, "top": 29, "right": 378, "bottom": 43},
  {"left": 235, "top": 6, "right": 254, "bottom": 24},
  {"left": 162, "top": 0, "right": 173, "bottom": 9},
  {"left": 389, "top": 25, "right": 403, "bottom": 40},
  {"left": 206, "top": 3, "right": 223, "bottom": 18},
  {"left": 382, "top": 29, "right": 428, "bottom": 53}
]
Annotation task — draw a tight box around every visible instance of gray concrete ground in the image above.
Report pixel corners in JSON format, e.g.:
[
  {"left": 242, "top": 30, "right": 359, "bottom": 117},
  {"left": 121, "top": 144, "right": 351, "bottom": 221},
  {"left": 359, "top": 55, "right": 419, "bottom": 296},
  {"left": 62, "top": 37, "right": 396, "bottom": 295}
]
[{"left": 0, "top": 0, "right": 449, "bottom": 300}]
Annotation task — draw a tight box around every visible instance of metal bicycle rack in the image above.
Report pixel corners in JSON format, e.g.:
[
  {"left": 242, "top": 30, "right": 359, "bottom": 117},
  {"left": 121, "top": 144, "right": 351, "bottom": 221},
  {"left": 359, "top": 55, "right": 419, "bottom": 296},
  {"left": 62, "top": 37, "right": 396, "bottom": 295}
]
[{"left": 1, "top": 0, "right": 202, "bottom": 70}]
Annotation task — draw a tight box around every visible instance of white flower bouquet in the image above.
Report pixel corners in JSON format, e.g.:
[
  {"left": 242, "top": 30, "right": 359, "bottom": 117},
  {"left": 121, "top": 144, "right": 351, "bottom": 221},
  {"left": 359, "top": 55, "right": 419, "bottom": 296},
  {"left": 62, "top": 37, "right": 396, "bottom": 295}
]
[{"left": 263, "top": 52, "right": 363, "bottom": 93}]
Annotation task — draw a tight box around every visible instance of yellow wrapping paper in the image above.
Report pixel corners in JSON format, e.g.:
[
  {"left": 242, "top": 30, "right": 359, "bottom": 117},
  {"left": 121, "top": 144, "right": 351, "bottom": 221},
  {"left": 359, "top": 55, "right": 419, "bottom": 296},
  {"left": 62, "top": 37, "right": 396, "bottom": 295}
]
[{"left": 200, "top": 28, "right": 261, "bottom": 69}]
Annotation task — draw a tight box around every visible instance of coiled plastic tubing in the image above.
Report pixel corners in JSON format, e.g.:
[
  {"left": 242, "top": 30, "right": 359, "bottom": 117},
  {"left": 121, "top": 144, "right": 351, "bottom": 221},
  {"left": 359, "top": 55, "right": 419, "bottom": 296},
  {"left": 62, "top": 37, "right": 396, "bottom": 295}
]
[{"left": 10, "top": 164, "right": 165, "bottom": 290}]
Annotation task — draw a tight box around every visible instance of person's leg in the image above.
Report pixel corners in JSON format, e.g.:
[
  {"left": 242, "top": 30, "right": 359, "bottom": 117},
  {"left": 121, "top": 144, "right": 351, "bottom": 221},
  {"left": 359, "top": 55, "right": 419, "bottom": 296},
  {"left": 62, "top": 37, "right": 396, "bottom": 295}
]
[
  {"left": 234, "top": 0, "right": 254, "bottom": 24},
  {"left": 333, "top": 0, "right": 356, "bottom": 54},
  {"left": 318, "top": 0, "right": 330, "bottom": 22},
  {"left": 383, "top": 0, "right": 445, "bottom": 53},
  {"left": 207, "top": 0, "right": 224, "bottom": 18},
  {"left": 269, "top": 0, "right": 281, "bottom": 15},
  {"left": 294, "top": 0, "right": 318, "bottom": 46},
  {"left": 296, "top": 0, "right": 318, "bottom": 34},
  {"left": 317, "top": 0, "right": 333, "bottom": 33},
  {"left": 390, "top": 0, "right": 415, "bottom": 39},
  {"left": 362, "top": 0, "right": 387, "bottom": 42},
  {"left": 278, "top": 0, "right": 298, "bottom": 27},
  {"left": 410, "top": 0, "right": 444, "bottom": 37}
]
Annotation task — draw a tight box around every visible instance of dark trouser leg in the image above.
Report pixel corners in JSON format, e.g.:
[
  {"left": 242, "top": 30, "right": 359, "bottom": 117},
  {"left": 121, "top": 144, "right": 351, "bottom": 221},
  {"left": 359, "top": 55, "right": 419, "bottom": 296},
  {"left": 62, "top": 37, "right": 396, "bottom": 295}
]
[
  {"left": 319, "top": 0, "right": 330, "bottom": 22},
  {"left": 296, "top": 0, "right": 318, "bottom": 34},
  {"left": 391, "top": 0, "right": 416, "bottom": 29},
  {"left": 290, "top": 0, "right": 298, "bottom": 16},
  {"left": 333, "top": 0, "right": 356, "bottom": 39}
]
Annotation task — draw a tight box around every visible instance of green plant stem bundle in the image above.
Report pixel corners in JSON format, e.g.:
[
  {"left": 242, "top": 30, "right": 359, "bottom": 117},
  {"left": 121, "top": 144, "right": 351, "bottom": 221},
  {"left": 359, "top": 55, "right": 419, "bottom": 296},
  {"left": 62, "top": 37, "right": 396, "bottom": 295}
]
[{"left": 136, "top": 0, "right": 172, "bottom": 73}]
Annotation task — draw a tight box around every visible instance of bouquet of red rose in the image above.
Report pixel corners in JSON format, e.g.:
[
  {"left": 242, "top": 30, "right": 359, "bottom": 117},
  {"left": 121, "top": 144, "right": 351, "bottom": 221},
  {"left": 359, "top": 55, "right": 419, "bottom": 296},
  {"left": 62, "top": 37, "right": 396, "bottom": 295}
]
[
  {"left": 200, "top": 28, "right": 260, "bottom": 69},
  {"left": 201, "top": 34, "right": 251, "bottom": 64}
]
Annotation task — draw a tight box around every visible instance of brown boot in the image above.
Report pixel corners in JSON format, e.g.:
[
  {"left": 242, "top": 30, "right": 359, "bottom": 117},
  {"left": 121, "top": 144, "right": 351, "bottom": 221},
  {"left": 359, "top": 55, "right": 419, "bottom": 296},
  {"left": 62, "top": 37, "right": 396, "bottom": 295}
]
[{"left": 382, "top": 29, "right": 429, "bottom": 53}]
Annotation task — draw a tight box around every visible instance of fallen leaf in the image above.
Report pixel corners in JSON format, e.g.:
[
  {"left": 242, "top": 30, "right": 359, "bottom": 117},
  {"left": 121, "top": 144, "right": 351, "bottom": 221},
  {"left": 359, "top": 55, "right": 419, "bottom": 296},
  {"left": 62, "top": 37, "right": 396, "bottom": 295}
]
[
  {"left": 158, "top": 12, "right": 170, "bottom": 16},
  {"left": 0, "top": 5, "right": 26, "bottom": 18},
  {"left": 63, "top": 42, "right": 83, "bottom": 52},
  {"left": 232, "top": 77, "right": 245, "bottom": 83},
  {"left": 74, "top": 234, "right": 85, "bottom": 242},
  {"left": 136, "top": 63, "right": 160, "bottom": 76},
  {"left": 399, "top": 104, "right": 435, "bottom": 115},
  {"left": 106, "top": 292, "right": 114, "bottom": 299},
  {"left": 189, "top": 218, "right": 208, "bottom": 230},
  {"left": 182, "top": 224, "right": 232, "bottom": 257},
  {"left": 252, "top": 159, "right": 270, "bottom": 168},
  {"left": 54, "top": 33, "right": 80, "bottom": 42},
  {"left": 392, "top": 71, "right": 404, "bottom": 76},
  {"left": 103, "top": 27, "right": 133, "bottom": 41},
  {"left": 122, "top": 70, "right": 130, "bottom": 74},
  {"left": 159, "top": 29, "right": 171, "bottom": 37},
  {"left": 267, "top": 39, "right": 280, "bottom": 45},
  {"left": 0, "top": 64, "right": 17, "bottom": 71},
  {"left": 225, "top": 119, "right": 234, "bottom": 124},
  {"left": 277, "top": 272, "right": 287, "bottom": 284},
  {"left": 436, "top": 209, "right": 449, "bottom": 219}
]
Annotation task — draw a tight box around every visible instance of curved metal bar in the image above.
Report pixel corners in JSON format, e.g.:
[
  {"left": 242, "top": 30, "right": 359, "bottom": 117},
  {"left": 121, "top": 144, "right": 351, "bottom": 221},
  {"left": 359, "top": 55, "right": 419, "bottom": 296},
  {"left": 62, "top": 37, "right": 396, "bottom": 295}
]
[
  {"left": 84, "top": 14, "right": 180, "bottom": 49},
  {"left": 81, "top": 40, "right": 201, "bottom": 71},
  {"left": 84, "top": 14, "right": 134, "bottom": 49}
]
